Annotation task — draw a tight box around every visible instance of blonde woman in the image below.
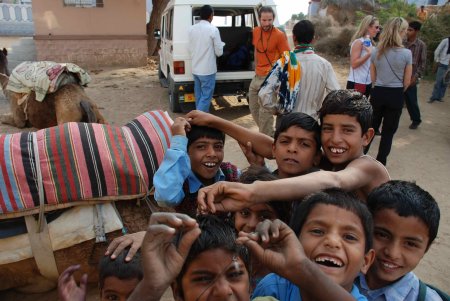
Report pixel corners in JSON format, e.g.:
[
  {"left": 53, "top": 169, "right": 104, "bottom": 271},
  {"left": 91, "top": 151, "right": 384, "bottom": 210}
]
[
  {"left": 367, "top": 17, "right": 412, "bottom": 166},
  {"left": 347, "top": 15, "right": 380, "bottom": 97}
]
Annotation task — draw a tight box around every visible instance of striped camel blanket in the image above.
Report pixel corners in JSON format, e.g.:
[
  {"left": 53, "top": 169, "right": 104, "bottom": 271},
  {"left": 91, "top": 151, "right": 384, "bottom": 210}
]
[{"left": 0, "top": 110, "right": 173, "bottom": 218}]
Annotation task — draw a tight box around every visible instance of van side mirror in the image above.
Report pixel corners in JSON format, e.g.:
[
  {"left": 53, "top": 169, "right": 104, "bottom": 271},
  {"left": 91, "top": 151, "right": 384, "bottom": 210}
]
[{"left": 154, "top": 29, "right": 161, "bottom": 39}]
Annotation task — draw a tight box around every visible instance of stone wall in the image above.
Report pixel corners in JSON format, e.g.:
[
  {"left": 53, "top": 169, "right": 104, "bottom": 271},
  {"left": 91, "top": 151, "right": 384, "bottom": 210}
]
[{"left": 34, "top": 36, "right": 148, "bottom": 68}]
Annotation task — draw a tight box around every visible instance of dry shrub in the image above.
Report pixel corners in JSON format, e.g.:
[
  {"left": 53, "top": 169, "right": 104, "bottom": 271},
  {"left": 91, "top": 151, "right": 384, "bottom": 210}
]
[{"left": 312, "top": 16, "right": 355, "bottom": 57}]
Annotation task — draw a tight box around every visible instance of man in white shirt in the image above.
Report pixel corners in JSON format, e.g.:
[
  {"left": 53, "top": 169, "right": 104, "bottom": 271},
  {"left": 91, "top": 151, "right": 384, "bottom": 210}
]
[
  {"left": 291, "top": 20, "right": 340, "bottom": 120},
  {"left": 188, "top": 5, "right": 225, "bottom": 112},
  {"left": 429, "top": 36, "right": 450, "bottom": 103}
]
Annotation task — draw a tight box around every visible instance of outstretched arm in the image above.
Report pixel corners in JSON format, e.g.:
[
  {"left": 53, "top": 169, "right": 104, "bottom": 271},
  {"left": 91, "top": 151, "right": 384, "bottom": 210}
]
[
  {"left": 197, "top": 156, "right": 389, "bottom": 212},
  {"left": 127, "top": 213, "right": 201, "bottom": 301},
  {"left": 238, "top": 220, "right": 356, "bottom": 301},
  {"left": 186, "top": 110, "right": 274, "bottom": 159}
]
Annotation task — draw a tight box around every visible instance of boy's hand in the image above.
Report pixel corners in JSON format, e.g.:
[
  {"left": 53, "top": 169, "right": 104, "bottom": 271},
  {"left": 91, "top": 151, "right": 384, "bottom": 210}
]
[
  {"left": 136, "top": 213, "right": 201, "bottom": 296},
  {"left": 185, "top": 110, "right": 219, "bottom": 127},
  {"left": 239, "top": 141, "right": 265, "bottom": 167},
  {"left": 197, "top": 181, "right": 258, "bottom": 213},
  {"left": 58, "top": 265, "right": 88, "bottom": 301},
  {"left": 171, "top": 117, "right": 191, "bottom": 136},
  {"left": 237, "top": 219, "right": 307, "bottom": 281},
  {"left": 105, "top": 231, "right": 145, "bottom": 262}
]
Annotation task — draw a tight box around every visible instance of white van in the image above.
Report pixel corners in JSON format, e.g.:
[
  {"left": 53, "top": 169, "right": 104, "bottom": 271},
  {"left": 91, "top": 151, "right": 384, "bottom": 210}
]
[{"left": 154, "top": 0, "right": 277, "bottom": 112}]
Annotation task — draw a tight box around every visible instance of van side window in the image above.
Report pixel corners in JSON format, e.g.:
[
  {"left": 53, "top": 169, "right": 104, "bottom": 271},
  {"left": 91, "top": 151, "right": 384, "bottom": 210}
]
[
  {"left": 166, "top": 9, "right": 173, "bottom": 40},
  {"left": 161, "top": 15, "right": 166, "bottom": 38}
]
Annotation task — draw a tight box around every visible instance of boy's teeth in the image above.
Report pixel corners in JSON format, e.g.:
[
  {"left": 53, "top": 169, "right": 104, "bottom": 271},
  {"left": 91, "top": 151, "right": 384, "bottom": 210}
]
[
  {"left": 381, "top": 261, "right": 399, "bottom": 269},
  {"left": 204, "top": 162, "right": 217, "bottom": 167},
  {"left": 330, "top": 147, "right": 345, "bottom": 154},
  {"left": 315, "top": 256, "right": 343, "bottom": 267}
]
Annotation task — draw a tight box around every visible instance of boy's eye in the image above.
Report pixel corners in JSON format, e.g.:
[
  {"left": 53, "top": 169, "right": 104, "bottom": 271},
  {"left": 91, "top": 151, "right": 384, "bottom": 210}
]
[
  {"left": 227, "top": 270, "right": 245, "bottom": 281},
  {"left": 259, "top": 213, "right": 275, "bottom": 221},
  {"left": 192, "top": 275, "right": 214, "bottom": 284},
  {"left": 405, "top": 240, "right": 419, "bottom": 248},
  {"left": 343, "top": 128, "right": 355, "bottom": 133},
  {"left": 239, "top": 209, "right": 250, "bottom": 217},
  {"left": 309, "top": 228, "right": 324, "bottom": 235},
  {"left": 279, "top": 139, "right": 289, "bottom": 144},
  {"left": 374, "top": 230, "right": 390, "bottom": 240},
  {"left": 214, "top": 144, "right": 224, "bottom": 151},
  {"left": 322, "top": 126, "right": 332, "bottom": 132},
  {"left": 343, "top": 233, "right": 358, "bottom": 242},
  {"left": 105, "top": 294, "right": 120, "bottom": 301},
  {"left": 300, "top": 142, "right": 312, "bottom": 148}
]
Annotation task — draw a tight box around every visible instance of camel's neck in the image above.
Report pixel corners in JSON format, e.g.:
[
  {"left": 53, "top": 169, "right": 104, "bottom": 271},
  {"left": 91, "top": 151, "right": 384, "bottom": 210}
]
[{"left": 0, "top": 74, "right": 8, "bottom": 91}]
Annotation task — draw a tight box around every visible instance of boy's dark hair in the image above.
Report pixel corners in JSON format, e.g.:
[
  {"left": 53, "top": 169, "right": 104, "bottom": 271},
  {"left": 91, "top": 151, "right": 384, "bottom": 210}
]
[
  {"left": 257, "top": 5, "right": 275, "bottom": 19},
  {"left": 239, "top": 166, "right": 291, "bottom": 224},
  {"left": 293, "top": 20, "right": 315, "bottom": 44},
  {"left": 409, "top": 21, "right": 422, "bottom": 31},
  {"left": 274, "top": 112, "right": 321, "bottom": 152},
  {"left": 367, "top": 180, "right": 440, "bottom": 249},
  {"left": 176, "top": 215, "right": 250, "bottom": 298},
  {"left": 186, "top": 125, "right": 225, "bottom": 149},
  {"left": 98, "top": 248, "right": 143, "bottom": 289},
  {"left": 200, "top": 5, "right": 213, "bottom": 20},
  {"left": 318, "top": 89, "right": 373, "bottom": 135},
  {"left": 290, "top": 188, "right": 373, "bottom": 253}
]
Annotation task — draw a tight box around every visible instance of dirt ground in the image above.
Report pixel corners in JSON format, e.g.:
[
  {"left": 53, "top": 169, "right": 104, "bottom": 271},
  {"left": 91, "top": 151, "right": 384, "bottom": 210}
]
[{"left": 0, "top": 54, "right": 449, "bottom": 300}]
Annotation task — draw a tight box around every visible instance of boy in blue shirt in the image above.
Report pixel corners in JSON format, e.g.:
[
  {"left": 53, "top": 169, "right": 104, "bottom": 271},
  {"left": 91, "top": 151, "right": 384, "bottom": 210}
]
[
  {"left": 250, "top": 188, "right": 375, "bottom": 301},
  {"left": 105, "top": 117, "right": 238, "bottom": 261},
  {"left": 154, "top": 116, "right": 238, "bottom": 216},
  {"left": 357, "top": 180, "right": 445, "bottom": 300}
]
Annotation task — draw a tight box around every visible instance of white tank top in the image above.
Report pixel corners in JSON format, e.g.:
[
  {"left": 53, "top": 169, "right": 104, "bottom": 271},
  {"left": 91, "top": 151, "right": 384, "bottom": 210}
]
[{"left": 348, "top": 38, "right": 372, "bottom": 85}]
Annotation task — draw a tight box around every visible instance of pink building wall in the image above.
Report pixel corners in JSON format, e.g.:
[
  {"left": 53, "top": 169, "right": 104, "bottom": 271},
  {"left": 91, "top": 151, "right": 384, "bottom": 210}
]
[{"left": 32, "top": 0, "right": 147, "bottom": 68}]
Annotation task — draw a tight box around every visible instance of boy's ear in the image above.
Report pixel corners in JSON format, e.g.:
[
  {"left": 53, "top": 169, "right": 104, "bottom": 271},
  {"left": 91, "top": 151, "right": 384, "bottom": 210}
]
[
  {"left": 313, "top": 151, "right": 322, "bottom": 166},
  {"left": 272, "top": 143, "right": 276, "bottom": 157},
  {"left": 361, "top": 249, "right": 376, "bottom": 274},
  {"left": 362, "top": 128, "right": 375, "bottom": 147},
  {"left": 171, "top": 281, "right": 183, "bottom": 301}
]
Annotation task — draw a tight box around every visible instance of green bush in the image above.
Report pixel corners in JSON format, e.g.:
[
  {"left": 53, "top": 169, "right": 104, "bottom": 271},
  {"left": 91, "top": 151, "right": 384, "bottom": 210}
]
[{"left": 420, "top": 12, "right": 450, "bottom": 77}]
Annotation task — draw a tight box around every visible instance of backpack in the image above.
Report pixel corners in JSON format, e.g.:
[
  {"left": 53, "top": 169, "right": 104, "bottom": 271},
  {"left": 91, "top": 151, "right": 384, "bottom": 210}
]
[{"left": 418, "top": 280, "right": 450, "bottom": 301}]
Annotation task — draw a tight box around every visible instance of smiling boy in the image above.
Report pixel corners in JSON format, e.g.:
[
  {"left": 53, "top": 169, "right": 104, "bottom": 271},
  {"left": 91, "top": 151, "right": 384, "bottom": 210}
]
[
  {"left": 252, "top": 188, "right": 375, "bottom": 301},
  {"left": 357, "top": 180, "right": 445, "bottom": 300}
]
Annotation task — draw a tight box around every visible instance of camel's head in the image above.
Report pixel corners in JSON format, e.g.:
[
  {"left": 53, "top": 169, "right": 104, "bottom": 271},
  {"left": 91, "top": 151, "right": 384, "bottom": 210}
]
[{"left": 0, "top": 48, "right": 9, "bottom": 76}]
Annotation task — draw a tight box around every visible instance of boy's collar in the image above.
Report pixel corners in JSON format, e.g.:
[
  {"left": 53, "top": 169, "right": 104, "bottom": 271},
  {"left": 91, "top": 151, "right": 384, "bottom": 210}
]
[{"left": 187, "top": 168, "right": 225, "bottom": 193}]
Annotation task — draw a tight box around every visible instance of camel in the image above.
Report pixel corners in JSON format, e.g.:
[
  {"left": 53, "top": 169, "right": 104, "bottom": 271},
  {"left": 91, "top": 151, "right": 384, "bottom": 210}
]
[
  {"left": 0, "top": 73, "right": 106, "bottom": 129},
  {"left": 0, "top": 111, "right": 173, "bottom": 293}
]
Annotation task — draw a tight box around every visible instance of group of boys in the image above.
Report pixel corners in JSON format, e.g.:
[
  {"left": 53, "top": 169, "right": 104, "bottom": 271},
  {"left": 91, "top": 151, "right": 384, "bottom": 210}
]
[
  {"left": 56, "top": 9, "right": 446, "bottom": 301},
  {"left": 58, "top": 88, "right": 445, "bottom": 301}
]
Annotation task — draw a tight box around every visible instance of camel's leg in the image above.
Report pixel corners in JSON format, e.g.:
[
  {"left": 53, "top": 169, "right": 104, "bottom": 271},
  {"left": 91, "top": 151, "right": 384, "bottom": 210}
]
[{"left": 1, "top": 112, "right": 16, "bottom": 126}]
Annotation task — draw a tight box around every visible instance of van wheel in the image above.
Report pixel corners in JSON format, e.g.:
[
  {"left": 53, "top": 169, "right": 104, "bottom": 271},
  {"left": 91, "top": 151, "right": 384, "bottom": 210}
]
[
  {"left": 169, "top": 75, "right": 181, "bottom": 113},
  {"left": 158, "top": 64, "right": 168, "bottom": 88}
]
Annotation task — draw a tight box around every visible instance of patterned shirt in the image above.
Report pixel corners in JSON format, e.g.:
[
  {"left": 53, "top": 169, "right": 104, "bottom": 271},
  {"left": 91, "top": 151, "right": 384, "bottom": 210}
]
[{"left": 403, "top": 38, "right": 427, "bottom": 80}]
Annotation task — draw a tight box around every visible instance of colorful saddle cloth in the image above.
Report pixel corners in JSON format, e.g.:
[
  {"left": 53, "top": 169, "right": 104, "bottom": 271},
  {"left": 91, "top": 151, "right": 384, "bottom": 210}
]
[{"left": 0, "top": 110, "right": 173, "bottom": 217}]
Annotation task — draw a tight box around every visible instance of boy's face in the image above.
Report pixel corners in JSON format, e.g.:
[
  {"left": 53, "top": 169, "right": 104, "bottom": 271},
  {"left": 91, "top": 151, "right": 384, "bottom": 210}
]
[
  {"left": 367, "top": 208, "right": 429, "bottom": 289},
  {"left": 406, "top": 27, "right": 418, "bottom": 40},
  {"left": 188, "top": 137, "right": 224, "bottom": 185},
  {"left": 299, "top": 204, "right": 374, "bottom": 291},
  {"left": 235, "top": 204, "right": 278, "bottom": 233},
  {"left": 100, "top": 276, "right": 140, "bottom": 301},
  {"left": 321, "top": 114, "right": 373, "bottom": 168},
  {"left": 273, "top": 126, "right": 320, "bottom": 178},
  {"left": 178, "top": 248, "right": 250, "bottom": 301}
]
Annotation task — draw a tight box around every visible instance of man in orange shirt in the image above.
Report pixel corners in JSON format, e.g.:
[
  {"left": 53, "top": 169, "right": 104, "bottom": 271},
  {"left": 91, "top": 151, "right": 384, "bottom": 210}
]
[
  {"left": 417, "top": 5, "right": 428, "bottom": 22},
  {"left": 249, "top": 6, "right": 290, "bottom": 137}
]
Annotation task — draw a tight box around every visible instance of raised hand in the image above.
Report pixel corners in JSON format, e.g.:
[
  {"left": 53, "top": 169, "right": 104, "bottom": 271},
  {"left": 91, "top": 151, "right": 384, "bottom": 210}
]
[
  {"left": 58, "top": 265, "right": 88, "bottom": 301},
  {"left": 171, "top": 117, "right": 191, "bottom": 136},
  {"left": 105, "top": 231, "right": 145, "bottom": 261},
  {"left": 237, "top": 219, "right": 306, "bottom": 281},
  {"left": 239, "top": 141, "right": 265, "bottom": 167},
  {"left": 128, "top": 212, "right": 201, "bottom": 301}
]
